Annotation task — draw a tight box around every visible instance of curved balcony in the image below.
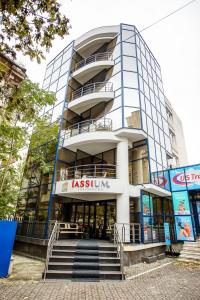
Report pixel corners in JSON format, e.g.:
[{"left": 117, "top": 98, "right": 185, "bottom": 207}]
[
  {"left": 57, "top": 164, "right": 116, "bottom": 181},
  {"left": 61, "top": 118, "right": 112, "bottom": 140},
  {"left": 55, "top": 164, "right": 123, "bottom": 200},
  {"left": 72, "top": 52, "right": 114, "bottom": 84},
  {"left": 68, "top": 82, "right": 114, "bottom": 115}
]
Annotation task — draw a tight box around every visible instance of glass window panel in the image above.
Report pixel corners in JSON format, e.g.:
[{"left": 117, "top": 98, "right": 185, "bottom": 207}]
[
  {"left": 161, "top": 147, "right": 167, "bottom": 167},
  {"left": 57, "top": 73, "right": 68, "bottom": 91},
  {"left": 123, "top": 71, "right": 138, "bottom": 88},
  {"left": 45, "top": 63, "right": 54, "bottom": 78},
  {"left": 160, "top": 103, "right": 167, "bottom": 119},
  {"left": 148, "top": 77, "right": 154, "bottom": 91},
  {"left": 51, "top": 68, "right": 60, "bottom": 84},
  {"left": 139, "top": 75, "right": 144, "bottom": 92},
  {"left": 141, "top": 111, "right": 147, "bottom": 132},
  {"left": 140, "top": 92, "right": 145, "bottom": 111},
  {"left": 105, "top": 96, "right": 121, "bottom": 113},
  {"left": 124, "top": 107, "right": 141, "bottom": 128},
  {"left": 145, "top": 98, "right": 152, "bottom": 117},
  {"left": 155, "top": 96, "right": 161, "bottom": 112},
  {"left": 62, "top": 49, "right": 72, "bottom": 63},
  {"left": 137, "top": 61, "right": 142, "bottom": 76},
  {"left": 157, "top": 112, "right": 163, "bottom": 129},
  {"left": 51, "top": 103, "right": 63, "bottom": 122},
  {"left": 144, "top": 81, "right": 150, "bottom": 99},
  {"left": 122, "top": 30, "right": 135, "bottom": 43},
  {"left": 122, "top": 24, "right": 135, "bottom": 30},
  {"left": 60, "top": 59, "right": 71, "bottom": 76},
  {"left": 43, "top": 76, "right": 51, "bottom": 89},
  {"left": 111, "top": 72, "right": 121, "bottom": 90},
  {"left": 149, "top": 89, "right": 155, "bottom": 106},
  {"left": 152, "top": 69, "right": 157, "bottom": 82},
  {"left": 155, "top": 142, "right": 162, "bottom": 164},
  {"left": 150, "top": 159, "right": 157, "bottom": 172},
  {"left": 162, "top": 118, "right": 169, "bottom": 135},
  {"left": 124, "top": 88, "right": 140, "bottom": 107},
  {"left": 146, "top": 50, "right": 150, "bottom": 64},
  {"left": 136, "top": 46, "right": 141, "bottom": 61},
  {"left": 147, "top": 116, "right": 154, "bottom": 137},
  {"left": 113, "top": 61, "right": 121, "bottom": 75},
  {"left": 142, "top": 67, "right": 148, "bottom": 84},
  {"left": 159, "top": 129, "right": 165, "bottom": 147},
  {"left": 123, "top": 56, "right": 137, "bottom": 72},
  {"left": 140, "top": 40, "right": 145, "bottom": 55},
  {"left": 141, "top": 53, "right": 146, "bottom": 67},
  {"left": 151, "top": 105, "right": 157, "bottom": 123},
  {"left": 53, "top": 54, "right": 63, "bottom": 72},
  {"left": 164, "top": 135, "right": 172, "bottom": 153},
  {"left": 123, "top": 42, "right": 136, "bottom": 57},
  {"left": 56, "top": 86, "right": 66, "bottom": 104},
  {"left": 49, "top": 81, "right": 58, "bottom": 93},
  {"left": 105, "top": 108, "right": 122, "bottom": 130},
  {"left": 148, "top": 137, "right": 156, "bottom": 160},
  {"left": 112, "top": 44, "right": 120, "bottom": 59},
  {"left": 154, "top": 84, "right": 159, "bottom": 98},
  {"left": 153, "top": 123, "right": 160, "bottom": 143}
]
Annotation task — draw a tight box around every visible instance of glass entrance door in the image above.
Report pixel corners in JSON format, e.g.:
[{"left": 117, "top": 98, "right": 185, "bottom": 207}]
[{"left": 67, "top": 200, "right": 116, "bottom": 239}]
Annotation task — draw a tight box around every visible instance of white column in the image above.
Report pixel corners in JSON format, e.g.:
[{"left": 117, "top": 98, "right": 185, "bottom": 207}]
[{"left": 116, "top": 138, "right": 130, "bottom": 242}]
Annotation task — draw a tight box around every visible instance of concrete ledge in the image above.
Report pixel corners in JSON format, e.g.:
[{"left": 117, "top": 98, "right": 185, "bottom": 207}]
[
  {"left": 15, "top": 235, "right": 48, "bottom": 246},
  {"left": 124, "top": 242, "right": 166, "bottom": 252},
  {"left": 14, "top": 236, "right": 48, "bottom": 259},
  {"left": 123, "top": 243, "right": 166, "bottom": 266}
]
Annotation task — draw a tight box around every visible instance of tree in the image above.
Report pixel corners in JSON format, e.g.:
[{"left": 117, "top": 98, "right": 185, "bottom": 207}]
[
  {"left": 0, "top": 78, "right": 56, "bottom": 217},
  {"left": 0, "top": 0, "right": 70, "bottom": 62}
]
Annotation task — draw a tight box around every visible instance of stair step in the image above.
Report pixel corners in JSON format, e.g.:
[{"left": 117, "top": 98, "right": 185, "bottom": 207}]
[
  {"left": 52, "top": 249, "right": 117, "bottom": 257},
  {"left": 45, "top": 270, "right": 122, "bottom": 280},
  {"left": 48, "top": 262, "right": 121, "bottom": 271},
  {"left": 49, "top": 255, "right": 120, "bottom": 263}
]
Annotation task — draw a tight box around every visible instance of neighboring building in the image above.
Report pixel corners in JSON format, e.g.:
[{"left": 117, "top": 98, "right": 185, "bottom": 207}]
[
  {"left": 17, "top": 24, "right": 190, "bottom": 247},
  {"left": 166, "top": 98, "right": 188, "bottom": 167},
  {"left": 0, "top": 53, "right": 26, "bottom": 86}
]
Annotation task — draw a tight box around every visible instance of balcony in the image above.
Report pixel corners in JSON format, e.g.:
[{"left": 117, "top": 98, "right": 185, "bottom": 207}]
[
  {"left": 72, "top": 52, "right": 114, "bottom": 84},
  {"left": 57, "top": 164, "right": 116, "bottom": 181},
  {"left": 68, "top": 82, "right": 114, "bottom": 115},
  {"left": 55, "top": 164, "right": 123, "bottom": 200},
  {"left": 61, "top": 118, "right": 112, "bottom": 140}
]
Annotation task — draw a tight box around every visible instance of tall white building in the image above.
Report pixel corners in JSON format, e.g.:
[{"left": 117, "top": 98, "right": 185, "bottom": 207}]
[{"left": 17, "top": 24, "right": 188, "bottom": 245}]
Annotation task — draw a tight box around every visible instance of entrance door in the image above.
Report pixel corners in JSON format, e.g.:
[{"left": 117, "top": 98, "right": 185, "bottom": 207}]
[
  {"left": 191, "top": 200, "right": 200, "bottom": 236},
  {"left": 67, "top": 201, "right": 116, "bottom": 239}
]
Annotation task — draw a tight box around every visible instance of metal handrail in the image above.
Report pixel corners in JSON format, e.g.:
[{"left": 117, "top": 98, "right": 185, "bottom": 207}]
[
  {"left": 60, "top": 118, "right": 112, "bottom": 140},
  {"left": 74, "top": 51, "right": 113, "bottom": 71},
  {"left": 57, "top": 164, "right": 117, "bottom": 181},
  {"left": 116, "top": 223, "right": 141, "bottom": 243},
  {"left": 114, "top": 223, "right": 125, "bottom": 280},
  {"left": 70, "top": 81, "right": 113, "bottom": 101},
  {"left": 43, "top": 221, "right": 60, "bottom": 281}
]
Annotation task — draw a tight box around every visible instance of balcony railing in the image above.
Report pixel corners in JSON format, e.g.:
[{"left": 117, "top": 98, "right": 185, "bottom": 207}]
[
  {"left": 57, "top": 164, "right": 116, "bottom": 181},
  {"left": 61, "top": 118, "right": 112, "bottom": 140},
  {"left": 70, "top": 81, "right": 113, "bottom": 101},
  {"left": 74, "top": 51, "right": 113, "bottom": 72}
]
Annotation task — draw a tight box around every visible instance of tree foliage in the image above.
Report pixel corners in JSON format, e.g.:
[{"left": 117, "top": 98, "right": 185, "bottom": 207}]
[
  {"left": 0, "top": 77, "right": 57, "bottom": 217},
  {"left": 0, "top": 0, "right": 70, "bottom": 62}
]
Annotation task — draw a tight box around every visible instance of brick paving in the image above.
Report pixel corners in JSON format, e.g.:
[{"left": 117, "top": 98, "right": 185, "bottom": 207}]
[{"left": 0, "top": 260, "right": 200, "bottom": 300}]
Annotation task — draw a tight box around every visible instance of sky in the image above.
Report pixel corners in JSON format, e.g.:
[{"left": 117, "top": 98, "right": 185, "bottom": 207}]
[{"left": 18, "top": 0, "right": 200, "bottom": 165}]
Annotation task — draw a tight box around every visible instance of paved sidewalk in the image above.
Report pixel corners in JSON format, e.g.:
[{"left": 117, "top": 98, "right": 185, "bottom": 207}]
[{"left": 0, "top": 260, "right": 200, "bottom": 299}]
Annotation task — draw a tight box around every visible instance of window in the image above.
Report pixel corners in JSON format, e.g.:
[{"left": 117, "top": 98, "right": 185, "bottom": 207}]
[
  {"left": 124, "top": 107, "right": 141, "bottom": 128},
  {"left": 124, "top": 88, "right": 140, "bottom": 107},
  {"left": 123, "top": 56, "right": 137, "bottom": 72},
  {"left": 123, "top": 71, "right": 138, "bottom": 88}
]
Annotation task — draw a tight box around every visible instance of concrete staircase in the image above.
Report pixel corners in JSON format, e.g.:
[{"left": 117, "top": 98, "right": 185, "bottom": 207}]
[
  {"left": 178, "top": 239, "right": 200, "bottom": 264},
  {"left": 44, "top": 240, "right": 123, "bottom": 281}
]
